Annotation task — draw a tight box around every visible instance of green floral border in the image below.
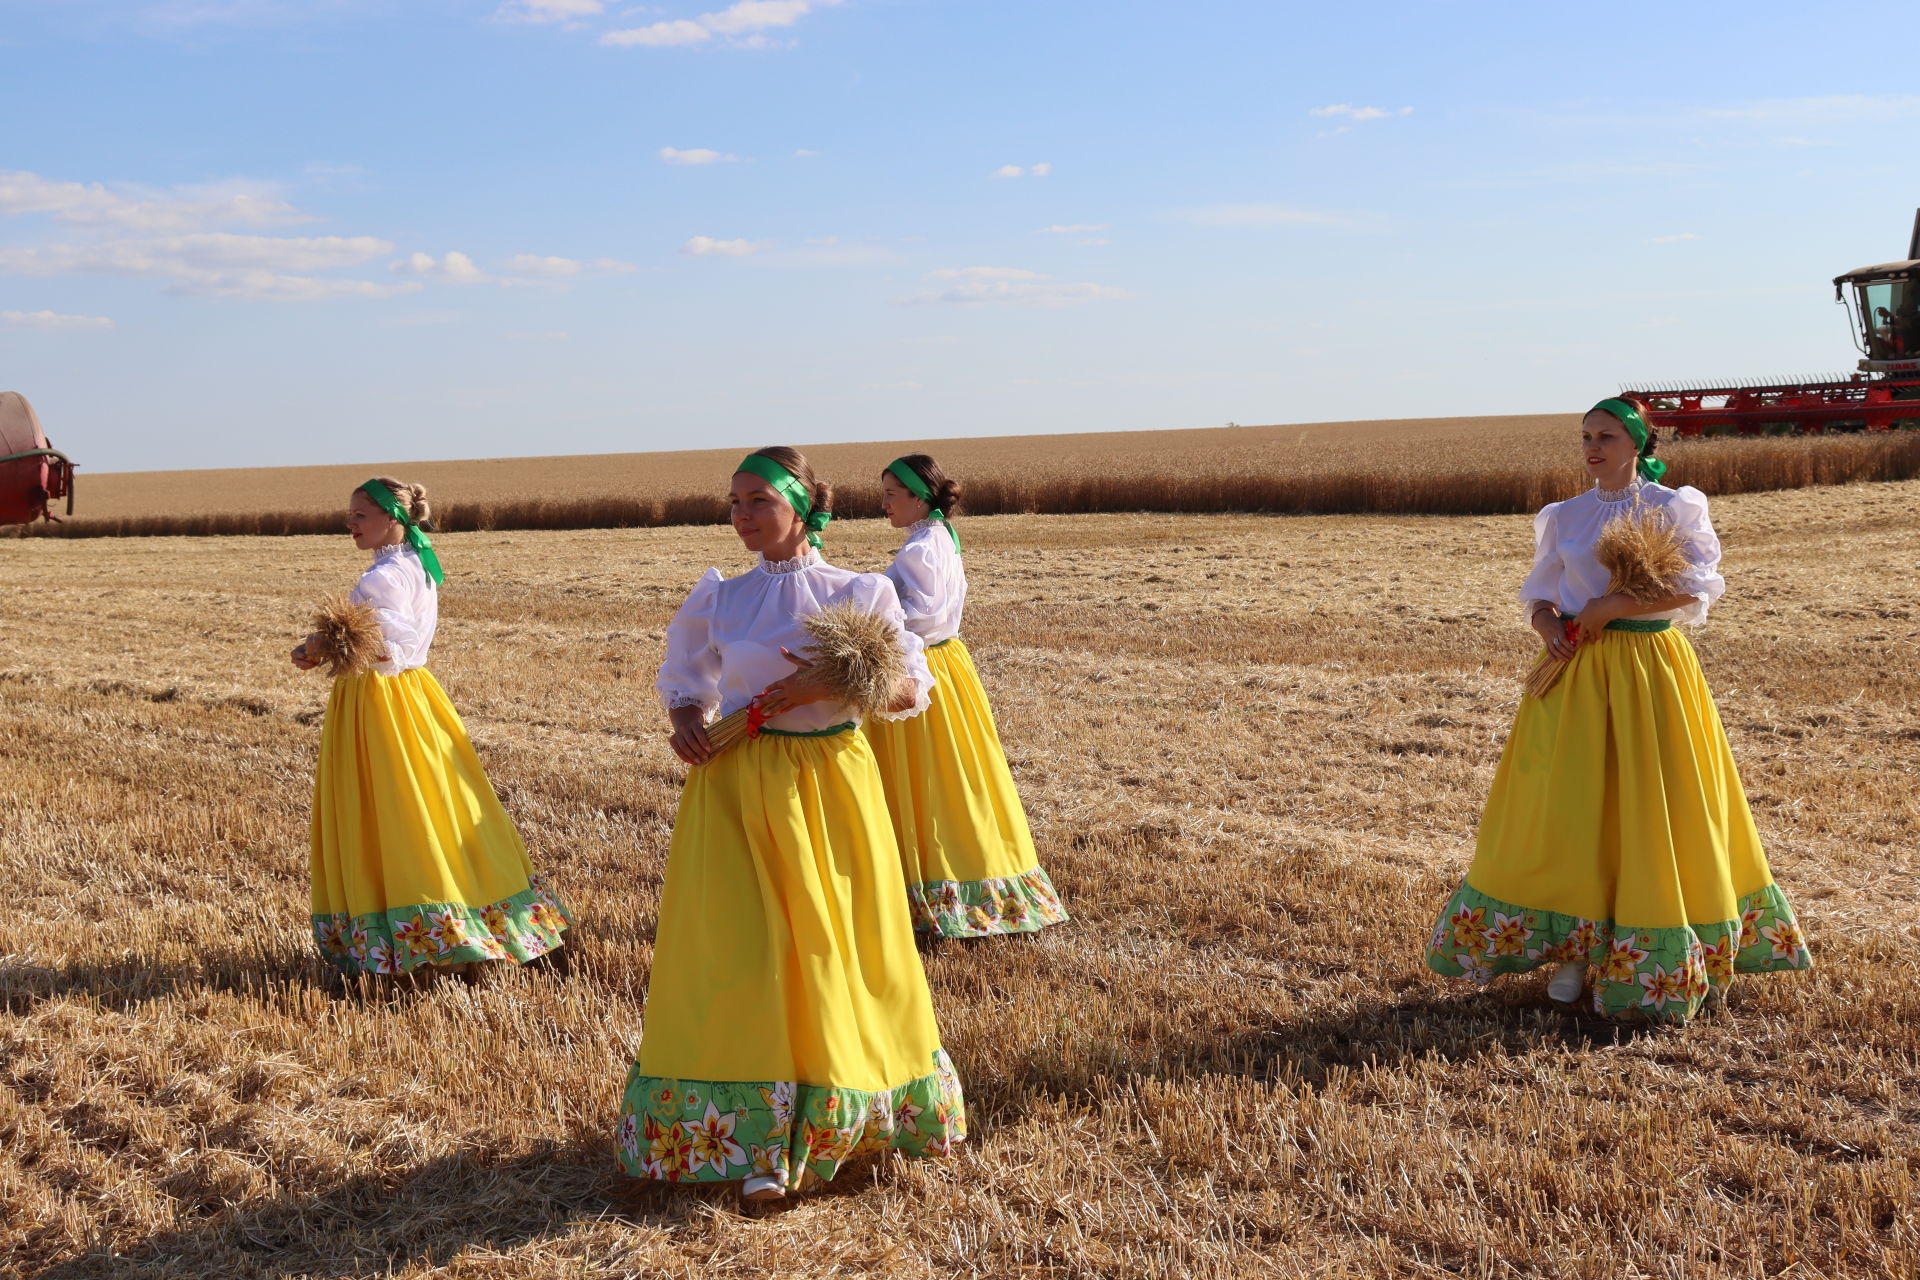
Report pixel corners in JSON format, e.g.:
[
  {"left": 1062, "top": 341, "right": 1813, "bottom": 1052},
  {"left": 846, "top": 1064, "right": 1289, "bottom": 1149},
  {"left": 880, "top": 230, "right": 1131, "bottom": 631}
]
[
  {"left": 312, "top": 873, "right": 571, "bottom": 976},
  {"left": 616, "top": 1049, "right": 966, "bottom": 1189},
  {"left": 908, "top": 866, "right": 1069, "bottom": 938},
  {"left": 1425, "top": 880, "right": 1811, "bottom": 1022}
]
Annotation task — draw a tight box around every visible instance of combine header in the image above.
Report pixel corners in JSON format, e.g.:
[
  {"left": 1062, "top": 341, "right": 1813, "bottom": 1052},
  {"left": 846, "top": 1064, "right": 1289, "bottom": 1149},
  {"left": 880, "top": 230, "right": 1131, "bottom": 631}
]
[
  {"left": 0, "top": 392, "right": 77, "bottom": 526},
  {"left": 1617, "top": 209, "right": 1920, "bottom": 436}
]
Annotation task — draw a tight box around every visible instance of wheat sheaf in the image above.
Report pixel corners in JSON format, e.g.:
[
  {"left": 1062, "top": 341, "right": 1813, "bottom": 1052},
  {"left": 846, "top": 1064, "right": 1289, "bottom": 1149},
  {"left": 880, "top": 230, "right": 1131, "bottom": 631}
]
[
  {"left": 1524, "top": 506, "right": 1690, "bottom": 700},
  {"left": 704, "top": 601, "right": 908, "bottom": 755},
  {"left": 303, "top": 593, "right": 388, "bottom": 678}
]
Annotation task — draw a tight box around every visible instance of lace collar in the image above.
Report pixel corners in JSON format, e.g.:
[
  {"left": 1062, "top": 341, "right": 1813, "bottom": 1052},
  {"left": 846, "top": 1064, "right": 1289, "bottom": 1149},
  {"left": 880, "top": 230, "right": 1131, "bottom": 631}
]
[
  {"left": 371, "top": 543, "right": 409, "bottom": 562},
  {"left": 906, "top": 517, "right": 941, "bottom": 535},
  {"left": 1593, "top": 477, "right": 1646, "bottom": 505},
  {"left": 758, "top": 548, "right": 824, "bottom": 575}
]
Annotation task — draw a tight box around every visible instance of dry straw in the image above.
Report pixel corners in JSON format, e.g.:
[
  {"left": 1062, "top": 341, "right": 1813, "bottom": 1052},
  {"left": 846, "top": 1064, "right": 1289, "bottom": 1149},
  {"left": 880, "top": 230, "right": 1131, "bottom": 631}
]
[
  {"left": 301, "top": 593, "right": 386, "bottom": 677},
  {"left": 703, "top": 601, "right": 908, "bottom": 755},
  {"left": 1524, "top": 504, "right": 1691, "bottom": 699}
]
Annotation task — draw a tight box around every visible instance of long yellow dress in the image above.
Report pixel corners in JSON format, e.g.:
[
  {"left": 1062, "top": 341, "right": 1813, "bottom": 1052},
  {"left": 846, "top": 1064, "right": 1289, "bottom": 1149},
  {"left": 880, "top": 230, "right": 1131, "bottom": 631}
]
[
  {"left": 863, "top": 522, "right": 1067, "bottom": 937},
  {"left": 617, "top": 553, "right": 964, "bottom": 1189},
  {"left": 309, "top": 545, "right": 570, "bottom": 974},
  {"left": 1425, "top": 484, "right": 1810, "bottom": 1022}
]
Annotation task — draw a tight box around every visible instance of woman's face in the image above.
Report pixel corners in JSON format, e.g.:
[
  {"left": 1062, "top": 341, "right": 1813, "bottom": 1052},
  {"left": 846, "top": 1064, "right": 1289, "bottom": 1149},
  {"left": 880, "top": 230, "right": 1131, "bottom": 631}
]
[
  {"left": 729, "top": 472, "right": 804, "bottom": 553},
  {"left": 1580, "top": 410, "right": 1640, "bottom": 482},
  {"left": 345, "top": 490, "right": 402, "bottom": 550},
  {"left": 879, "top": 472, "right": 930, "bottom": 528}
]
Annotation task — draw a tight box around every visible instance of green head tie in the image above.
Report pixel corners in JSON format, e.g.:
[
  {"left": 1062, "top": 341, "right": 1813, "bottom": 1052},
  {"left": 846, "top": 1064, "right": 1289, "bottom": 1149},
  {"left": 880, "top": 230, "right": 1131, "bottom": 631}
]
[
  {"left": 358, "top": 480, "right": 444, "bottom": 585},
  {"left": 737, "top": 453, "right": 833, "bottom": 548},
  {"left": 886, "top": 458, "right": 962, "bottom": 553},
  {"left": 1591, "top": 398, "right": 1669, "bottom": 485}
]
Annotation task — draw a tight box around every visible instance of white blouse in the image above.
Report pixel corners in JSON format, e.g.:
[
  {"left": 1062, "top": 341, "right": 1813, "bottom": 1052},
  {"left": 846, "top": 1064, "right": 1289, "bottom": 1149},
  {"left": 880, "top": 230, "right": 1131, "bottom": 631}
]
[
  {"left": 657, "top": 549, "right": 934, "bottom": 733},
  {"left": 352, "top": 543, "right": 438, "bottom": 675},
  {"left": 885, "top": 518, "right": 967, "bottom": 645},
  {"left": 1520, "top": 481, "right": 1726, "bottom": 626}
]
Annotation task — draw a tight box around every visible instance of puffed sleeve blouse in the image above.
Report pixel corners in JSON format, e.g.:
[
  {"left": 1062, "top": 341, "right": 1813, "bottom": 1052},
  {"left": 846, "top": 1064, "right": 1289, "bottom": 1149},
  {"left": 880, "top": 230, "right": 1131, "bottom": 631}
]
[
  {"left": 352, "top": 543, "right": 438, "bottom": 676},
  {"left": 657, "top": 548, "right": 935, "bottom": 733},
  {"left": 1519, "top": 481, "right": 1726, "bottom": 626},
  {"left": 884, "top": 518, "right": 966, "bottom": 645}
]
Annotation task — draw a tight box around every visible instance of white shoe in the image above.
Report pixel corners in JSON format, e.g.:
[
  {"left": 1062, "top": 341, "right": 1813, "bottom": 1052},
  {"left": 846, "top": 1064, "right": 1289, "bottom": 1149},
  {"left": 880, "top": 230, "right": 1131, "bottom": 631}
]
[
  {"left": 742, "top": 1174, "right": 786, "bottom": 1202},
  {"left": 1547, "top": 961, "right": 1586, "bottom": 1003}
]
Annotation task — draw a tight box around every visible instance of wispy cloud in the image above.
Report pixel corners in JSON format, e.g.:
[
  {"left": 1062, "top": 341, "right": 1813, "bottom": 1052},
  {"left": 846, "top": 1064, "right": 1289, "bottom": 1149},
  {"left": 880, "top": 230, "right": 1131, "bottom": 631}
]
[
  {"left": 1310, "top": 104, "right": 1413, "bottom": 122},
  {"left": 681, "top": 235, "right": 767, "bottom": 257},
  {"left": 0, "top": 170, "right": 311, "bottom": 233},
  {"left": 1167, "top": 203, "right": 1359, "bottom": 228},
  {"left": 392, "top": 250, "right": 490, "bottom": 284},
  {"left": 1702, "top": 94, "right": 1920, "bottom": 124},
  {"left": 0, "top": 309, "right": 115, "bottom": 332},
  {"left": 602, "top": 0, "right": 841, "bottom": 48},
  {"left": 659, "top": 146, "right": 740, "bottom": 166},
  {"left": 1039, "top": 223, "right": 1107, "bottom": 234},
  {"left": 0, "top": 233, "right": 415, "bottom": 301},
  {"left": 993, "top": 162, "right": 1053, "bottom": 179},
  {"left": 492, "top": 0, "right": 603, "bottom": 23},
  {"left": 793, "top": 148, "right": 821, "bottom": 158},
  {"left": 504, "top": 253, "right": 636, "bottom": 277},
  {"left": 1650, "top": 233, "right": 1700, "bottom": 244},
  {"left": 905, "top": 265, "right": 1127, "bottom": 308}
]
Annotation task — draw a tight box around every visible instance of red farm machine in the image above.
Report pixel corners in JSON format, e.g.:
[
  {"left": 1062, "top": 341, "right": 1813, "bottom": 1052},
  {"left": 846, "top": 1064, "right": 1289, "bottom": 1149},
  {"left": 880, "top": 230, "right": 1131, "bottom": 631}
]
[
  {"left": 1615, "top": 209, "right": 1920, "bottom": 436},
  {"left": 0, "top": 392, "right": 77, "bottom": 526}
]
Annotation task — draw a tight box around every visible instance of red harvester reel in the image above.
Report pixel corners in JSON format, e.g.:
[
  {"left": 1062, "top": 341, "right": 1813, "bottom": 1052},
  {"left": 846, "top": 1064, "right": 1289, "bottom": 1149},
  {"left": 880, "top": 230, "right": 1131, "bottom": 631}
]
[{"left": 0, "top": 392, "right": 77, "bottom": 526}]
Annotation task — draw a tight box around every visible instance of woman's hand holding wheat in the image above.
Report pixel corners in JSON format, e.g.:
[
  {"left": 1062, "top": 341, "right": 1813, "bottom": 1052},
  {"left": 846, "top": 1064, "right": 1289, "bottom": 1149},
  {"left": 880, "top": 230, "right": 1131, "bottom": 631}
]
[
  {"left": 1531, "top": 609, "right": 1575, "bottom": 661},
  {"left": 668, "top": 704, "right": 715, "bottom": 766}
]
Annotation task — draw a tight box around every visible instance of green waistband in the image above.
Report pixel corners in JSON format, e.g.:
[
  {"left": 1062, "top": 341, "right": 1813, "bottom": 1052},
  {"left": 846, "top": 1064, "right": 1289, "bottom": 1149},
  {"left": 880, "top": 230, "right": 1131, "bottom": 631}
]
[
  {"left": 758, "top": 721, "right": 857, "bottom": 739},
  {"left": 1560, "top": 614, "right": 1672, "bottom": 633},
  {"left": 927, "top": 637, "right": 956, "bottom": 649}
]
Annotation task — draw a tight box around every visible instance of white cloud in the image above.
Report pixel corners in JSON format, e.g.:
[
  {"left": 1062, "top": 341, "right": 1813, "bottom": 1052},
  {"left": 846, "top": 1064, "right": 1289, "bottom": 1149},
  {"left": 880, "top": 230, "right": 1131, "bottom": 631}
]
[
  {"left": 794, "top": 148, "right": 821, "bottom": 158},
  {"left": 1039, "top": 223, "right": 1108, "bottom": 234},
  {"left": 602, "top": 0, "right": 839, "bottom": 48},
  {"left": 493, "top": 0, "right": 603, "bottom": 22},
  {"left": 392, "top": 250, "right": 490, "bottom": 284},
  {"left": 659, "top": 146, "right": 740, "bottom": 166},
  {"left": 681, "top": 235, "right": 767, "bottom": 257},
  {"left": 1702, "top": 94, "right": 1920, "bottom": 124},
  {"left": 602, "top": 18, "right": 710, "bottom": 46},
  {"left": 0, "top": 233, "right": 411, "bottom": 301},
  {"left": 1168, "top": 203, "right": 1356, "bottom": 228},
  {"left": 994, "top": 163, "right": 1051, "bottom": 179},
  {"left": 503, "top": 253, "right": 637, "bottom": 277},
  {"left": 0, "top": 309, "right": 115, "bottom": 332},
  {"left": 907, "top": 266, "right": 1128, "bottom": 308},
  {"left": 1031, "top": 161, "right": 1053, "bottom": 177},
  {"left": 0, "top": 170, "right": 311, "bottom": 233},
  {"left": 1309, "top": 104, "right": 1413, "bottom": 121},
  {"left": 1650, "top": 233, "right": 1700, "bottom": 244}
]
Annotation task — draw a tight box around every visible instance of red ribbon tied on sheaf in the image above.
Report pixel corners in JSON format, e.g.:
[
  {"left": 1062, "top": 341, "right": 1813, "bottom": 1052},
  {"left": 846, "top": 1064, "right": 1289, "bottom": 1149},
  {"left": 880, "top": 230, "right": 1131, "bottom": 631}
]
[
  {"left": 1565, "top": 622, "right": 1582, "bottom": 647},
  {"left": 745, "top": 691, "right": 774, "bottom": 740}
]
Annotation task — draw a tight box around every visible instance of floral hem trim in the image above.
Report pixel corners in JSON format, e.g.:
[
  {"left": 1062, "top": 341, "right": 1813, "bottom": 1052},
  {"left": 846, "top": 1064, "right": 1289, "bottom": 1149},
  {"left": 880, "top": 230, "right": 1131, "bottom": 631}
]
[
  {"left": 908, "top": 866, "right": 1069, "bottom": 938},
  {"left": 616, "top": 1049, "right": 965, "bottom": 1188},
  {"left": 1426, "top": 880, "right": 1811, "bottom": 1022},
  {"left": 312, "top": 873, "right": 571, "bottom": 976}
]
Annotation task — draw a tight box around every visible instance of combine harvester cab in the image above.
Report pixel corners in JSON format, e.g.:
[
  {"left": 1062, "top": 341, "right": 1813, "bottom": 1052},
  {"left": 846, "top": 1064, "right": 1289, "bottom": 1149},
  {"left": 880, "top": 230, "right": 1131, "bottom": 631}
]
[
  {"left": 1619, "top": 209, "right": 1920, "bottom": 437},
  {"left": 0, "top": 392, "right": 77, "bottom": 526}
]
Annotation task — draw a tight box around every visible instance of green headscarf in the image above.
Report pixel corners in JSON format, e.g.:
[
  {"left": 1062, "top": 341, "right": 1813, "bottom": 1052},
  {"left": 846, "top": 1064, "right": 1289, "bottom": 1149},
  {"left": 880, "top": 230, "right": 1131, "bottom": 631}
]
[
  {"left": 1590, "top": 398, "right": 1669, "bottom": 485},
  {"left": 737, "top": 453, "right": 833, "bottom": 548},
  {"left": 886, "top": 458, "right": 962, "bottom": 552},
  {"left": 358, "top": 480, "right": 445, "bottom": 585}
]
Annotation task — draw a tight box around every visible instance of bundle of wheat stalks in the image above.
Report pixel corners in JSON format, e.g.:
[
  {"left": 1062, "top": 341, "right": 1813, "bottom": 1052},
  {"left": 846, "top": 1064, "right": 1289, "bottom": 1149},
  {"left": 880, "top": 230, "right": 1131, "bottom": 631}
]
[
  {"left": 299, "top": 593, "right": 387, "bottom": 677},
  {"left": 704, "top": 601, "right": 908, "bottom": 756},
  {"left": 1525, "top": 506, "right": 1691, "bottom": 699}
]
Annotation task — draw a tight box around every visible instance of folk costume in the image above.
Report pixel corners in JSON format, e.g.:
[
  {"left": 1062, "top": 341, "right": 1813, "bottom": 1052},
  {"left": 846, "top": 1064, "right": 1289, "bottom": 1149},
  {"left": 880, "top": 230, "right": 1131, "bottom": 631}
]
[
  {"left": 1425, "top": 411, "right": 1810, "bottom": 1022},
  {"left": 310, "top": 481, "right": 570, "bottom": 976},
  {"left": 617, "top": 457, "right": 965, "bottom": 1193},
  {"left": 863, "top": 463, "right": 1068, "bottom": 938}
]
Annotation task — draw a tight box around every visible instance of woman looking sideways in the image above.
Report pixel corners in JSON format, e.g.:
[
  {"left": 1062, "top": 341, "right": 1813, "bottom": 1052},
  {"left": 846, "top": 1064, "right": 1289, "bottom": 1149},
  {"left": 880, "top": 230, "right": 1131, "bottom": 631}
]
[
  {"left": 617, "top": 447, "right": 964, "bottom": 1202},
  {"left": 864, "top": 454, "right": 1068, "bottom": 939},
  {"left": 296, "top": 478, "right": 571, "bottom": 979},
  {"left": 1424, "top": 402, "right": 1811, "bottom": 1022}
]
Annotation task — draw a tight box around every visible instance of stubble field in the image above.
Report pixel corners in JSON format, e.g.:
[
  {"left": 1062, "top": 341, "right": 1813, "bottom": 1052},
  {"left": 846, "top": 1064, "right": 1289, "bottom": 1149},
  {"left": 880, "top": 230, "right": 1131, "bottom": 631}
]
[{"left": 2, "top": 481, "right": 1917, "bottom": 1278}]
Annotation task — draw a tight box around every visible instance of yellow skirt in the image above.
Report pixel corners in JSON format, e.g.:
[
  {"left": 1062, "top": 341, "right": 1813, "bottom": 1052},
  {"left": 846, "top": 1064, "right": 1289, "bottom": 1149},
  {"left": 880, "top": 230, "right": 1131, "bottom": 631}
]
[
  {"left": 310, "top": 668, "right": 570, "bottom": 975},
  {"left": 617, "top": 725, "right": 965, "bottom": 1188},
  {"left": 1425, "top": 625, "right": 1811, "bottom": 1022},
  {"left": 864, "top": 637, "right": 1069, "bottom": 938}
]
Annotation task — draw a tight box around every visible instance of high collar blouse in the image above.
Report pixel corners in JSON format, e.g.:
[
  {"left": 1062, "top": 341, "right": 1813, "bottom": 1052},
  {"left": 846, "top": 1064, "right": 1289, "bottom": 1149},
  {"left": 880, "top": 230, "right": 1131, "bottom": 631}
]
[
  {"left": 884, "top": 518, "right": 967, "bottom": 645},
  {"left": 353, "top": 543, "right": 438, "bottom": 675},
  {"left": 657, "top": 548, "right": 935, "bottom": 733},
  {"left": 1519, "top": 481, "right": 1726, "bottom": 626}
]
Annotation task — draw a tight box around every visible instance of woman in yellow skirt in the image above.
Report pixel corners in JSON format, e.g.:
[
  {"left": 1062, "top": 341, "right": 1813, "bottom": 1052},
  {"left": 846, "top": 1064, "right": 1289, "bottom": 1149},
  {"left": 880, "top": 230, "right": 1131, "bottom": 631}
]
[
  {"left": 619, "top": 447, "right": 964, "bottom": 1201},
  {"left": 864, "top": 454, "right": 1068, "bottom": 938},
  {"left": 295, "top": 478, "right": 570, "bottom": 977},
  {"left": 1424, "top": 402, "right": 1810, "bottom": 1022}
]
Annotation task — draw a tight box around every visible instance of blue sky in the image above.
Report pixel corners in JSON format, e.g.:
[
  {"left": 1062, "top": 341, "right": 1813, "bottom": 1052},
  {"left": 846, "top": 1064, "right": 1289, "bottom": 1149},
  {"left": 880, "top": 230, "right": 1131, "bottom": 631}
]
[{"left": 2, "top": 0, "right": 1916, "bottom": 472}]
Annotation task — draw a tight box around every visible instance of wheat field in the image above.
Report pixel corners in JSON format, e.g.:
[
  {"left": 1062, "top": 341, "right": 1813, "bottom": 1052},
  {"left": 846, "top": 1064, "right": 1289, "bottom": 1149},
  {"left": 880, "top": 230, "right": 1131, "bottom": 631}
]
[{"left": 2, "top": 481, "right": 1917, "bottom": 1278}]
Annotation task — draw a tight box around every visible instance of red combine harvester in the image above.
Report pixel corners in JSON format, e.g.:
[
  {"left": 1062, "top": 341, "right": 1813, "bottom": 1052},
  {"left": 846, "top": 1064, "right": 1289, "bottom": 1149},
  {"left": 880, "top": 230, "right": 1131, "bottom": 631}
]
[
  {"left": 0, "top": 392, "right": 77, "bottom": 526},
  {"left": 1616, "top": 209, "right": 1920, "bottom": 436}
]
